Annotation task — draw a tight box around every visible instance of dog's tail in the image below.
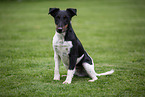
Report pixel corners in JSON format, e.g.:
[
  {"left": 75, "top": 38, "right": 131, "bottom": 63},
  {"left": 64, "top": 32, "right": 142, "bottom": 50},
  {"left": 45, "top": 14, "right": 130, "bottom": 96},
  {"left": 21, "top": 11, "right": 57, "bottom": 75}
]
[{"left": 95, "top": 69, "right": 114, "bottom": 76}]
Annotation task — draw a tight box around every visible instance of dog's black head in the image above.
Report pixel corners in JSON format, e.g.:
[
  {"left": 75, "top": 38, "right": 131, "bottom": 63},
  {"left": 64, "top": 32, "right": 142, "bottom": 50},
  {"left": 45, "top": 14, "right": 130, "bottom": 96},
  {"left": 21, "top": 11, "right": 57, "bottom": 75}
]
[{"left": 49, "top": 8, "right": 77, "bottom": 33}]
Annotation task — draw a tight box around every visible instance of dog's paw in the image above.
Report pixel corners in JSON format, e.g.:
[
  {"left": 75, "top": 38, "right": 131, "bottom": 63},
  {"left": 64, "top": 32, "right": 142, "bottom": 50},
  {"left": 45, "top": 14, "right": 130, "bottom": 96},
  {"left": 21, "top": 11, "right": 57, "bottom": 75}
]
[
  {"left": 53, "top": 78, "right": 60, "bottom": 80},
  {"left": 88, "top": 79, "right": 95, "bottom": 82},
  {"left": 63, "top": 81, "right": 71, "bottom": 84},
  {"left": 88, "top": 78, "right": 98, "bottom": 82},
  {"left": 53, "top": 76, "right": 60, "bottom": 80}
]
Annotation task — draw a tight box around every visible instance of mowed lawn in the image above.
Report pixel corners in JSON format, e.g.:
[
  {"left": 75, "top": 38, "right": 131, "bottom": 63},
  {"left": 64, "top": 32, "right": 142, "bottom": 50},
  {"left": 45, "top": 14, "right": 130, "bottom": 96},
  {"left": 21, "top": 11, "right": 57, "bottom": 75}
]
[{"left": 0, "top": 0, "right": 145, "bottom": 96}]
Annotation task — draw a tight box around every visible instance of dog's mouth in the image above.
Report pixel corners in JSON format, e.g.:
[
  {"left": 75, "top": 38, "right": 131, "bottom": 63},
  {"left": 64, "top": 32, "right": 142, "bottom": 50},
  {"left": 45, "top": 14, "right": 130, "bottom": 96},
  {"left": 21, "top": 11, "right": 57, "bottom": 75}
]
[{"left": 56, "top": 24, "right": 68, "bottom": 33}]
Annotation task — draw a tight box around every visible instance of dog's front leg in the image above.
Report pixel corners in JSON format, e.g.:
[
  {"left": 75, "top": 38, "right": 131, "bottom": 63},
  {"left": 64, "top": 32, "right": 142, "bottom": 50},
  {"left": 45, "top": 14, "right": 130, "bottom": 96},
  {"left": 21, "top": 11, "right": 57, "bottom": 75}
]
[
  {"left": 53, "top": 53, "right": 61, "bottom": 80},
  {"left": 63, "top": 69, "right": 75, "bottom": 84},
  {"left": 63, "top": 55, "right": 77, "bottom": 84}
]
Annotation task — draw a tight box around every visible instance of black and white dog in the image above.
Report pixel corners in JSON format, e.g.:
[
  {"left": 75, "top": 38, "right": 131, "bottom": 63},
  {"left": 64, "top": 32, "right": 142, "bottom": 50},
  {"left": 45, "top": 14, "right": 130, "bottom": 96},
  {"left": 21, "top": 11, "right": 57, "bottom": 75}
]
[{"left": 49, "top": 8, "right": 114, "bottom": 84}]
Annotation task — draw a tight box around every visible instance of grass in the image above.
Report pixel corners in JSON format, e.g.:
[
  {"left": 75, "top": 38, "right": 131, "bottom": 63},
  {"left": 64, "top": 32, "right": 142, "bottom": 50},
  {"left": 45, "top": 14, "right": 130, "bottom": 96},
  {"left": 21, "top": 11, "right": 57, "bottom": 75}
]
[{"left": 0, "top": 0, "right": 145, "bottom": 96}]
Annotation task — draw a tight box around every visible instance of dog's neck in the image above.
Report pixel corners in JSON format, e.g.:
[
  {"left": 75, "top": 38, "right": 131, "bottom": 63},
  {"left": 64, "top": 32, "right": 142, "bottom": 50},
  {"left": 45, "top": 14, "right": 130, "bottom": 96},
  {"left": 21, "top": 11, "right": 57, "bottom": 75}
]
[{"left": 55, "top": 31, "right": 66, "bottom": 38}]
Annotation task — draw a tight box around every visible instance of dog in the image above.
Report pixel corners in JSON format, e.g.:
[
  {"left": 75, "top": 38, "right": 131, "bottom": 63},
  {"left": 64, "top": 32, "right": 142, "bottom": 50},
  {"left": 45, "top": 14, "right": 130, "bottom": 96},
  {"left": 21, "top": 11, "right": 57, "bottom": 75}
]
[{"left": 49, "top": 8, "right": 114, "bottom": 84}]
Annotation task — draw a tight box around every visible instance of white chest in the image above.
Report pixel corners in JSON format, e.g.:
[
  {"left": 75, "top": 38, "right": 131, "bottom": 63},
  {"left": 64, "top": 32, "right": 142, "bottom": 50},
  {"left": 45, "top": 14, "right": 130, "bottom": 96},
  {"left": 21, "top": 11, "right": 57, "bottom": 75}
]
[
  {"left": 53, "top": 40, "right": 73, "bottom": 56},
  {"left": 53, "top": 33, "right": 73, "bottom": 65}
]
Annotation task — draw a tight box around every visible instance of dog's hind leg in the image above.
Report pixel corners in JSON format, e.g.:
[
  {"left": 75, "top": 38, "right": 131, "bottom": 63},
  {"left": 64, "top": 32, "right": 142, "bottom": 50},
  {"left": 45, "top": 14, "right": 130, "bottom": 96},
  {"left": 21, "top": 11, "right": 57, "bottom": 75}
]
[{"left": 82, "top": 62, "right": 98, "bottom": 82}]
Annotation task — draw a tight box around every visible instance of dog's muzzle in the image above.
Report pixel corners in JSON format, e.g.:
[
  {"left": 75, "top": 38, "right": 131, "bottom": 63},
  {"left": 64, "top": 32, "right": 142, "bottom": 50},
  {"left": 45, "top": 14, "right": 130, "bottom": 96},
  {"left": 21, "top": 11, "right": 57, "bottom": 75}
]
[
  {"left": 57, "top": 27, "right": 63, "bottom": 33},
  {"left": 56, "top": 25, "right": 68, "bottom": 33}
]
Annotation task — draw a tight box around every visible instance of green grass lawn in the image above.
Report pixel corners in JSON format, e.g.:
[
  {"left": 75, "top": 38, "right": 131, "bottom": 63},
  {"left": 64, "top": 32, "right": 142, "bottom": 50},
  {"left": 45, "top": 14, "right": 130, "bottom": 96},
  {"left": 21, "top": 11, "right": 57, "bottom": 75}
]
[{"left": 0, "top": 0, "right": 145, "bottom": 96}]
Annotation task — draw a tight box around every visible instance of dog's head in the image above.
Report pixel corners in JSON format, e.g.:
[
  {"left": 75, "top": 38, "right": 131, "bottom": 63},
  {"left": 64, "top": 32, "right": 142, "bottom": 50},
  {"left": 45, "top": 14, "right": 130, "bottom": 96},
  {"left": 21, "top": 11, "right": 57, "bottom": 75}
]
[{"left": 49, "top": 8, "right": 77, "bottom": 33}]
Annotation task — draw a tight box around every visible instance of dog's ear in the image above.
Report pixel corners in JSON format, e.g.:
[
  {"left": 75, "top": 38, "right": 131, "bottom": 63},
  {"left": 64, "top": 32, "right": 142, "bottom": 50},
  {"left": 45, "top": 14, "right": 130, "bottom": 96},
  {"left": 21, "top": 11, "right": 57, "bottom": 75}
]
[
  {"left": 66, "top": 8, "right": 77, "bottom": 18},
  {"left": 48, "top": 8, "right": 60, "bottom": 17}
]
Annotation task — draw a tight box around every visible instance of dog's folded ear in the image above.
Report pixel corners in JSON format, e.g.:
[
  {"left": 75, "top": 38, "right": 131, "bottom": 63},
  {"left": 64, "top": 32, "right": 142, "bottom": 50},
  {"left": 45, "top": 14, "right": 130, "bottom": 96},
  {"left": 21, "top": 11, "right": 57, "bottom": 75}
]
[
  {"left": 66, "top": 8, "right": 77, "bottom": 18},
  {"left": 49, "top": 8, "right": 60, "bottom": 17}
]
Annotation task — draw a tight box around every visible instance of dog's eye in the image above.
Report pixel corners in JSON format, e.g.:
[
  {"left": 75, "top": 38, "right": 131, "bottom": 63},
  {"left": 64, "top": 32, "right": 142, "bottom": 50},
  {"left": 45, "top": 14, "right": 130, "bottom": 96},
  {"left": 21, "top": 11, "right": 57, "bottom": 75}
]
[
  {"left": 63, "top": 16, "right": 67, "bottom": 19},
  {"left": 57, "top": 16, "right": 60, "bottom": 19}
]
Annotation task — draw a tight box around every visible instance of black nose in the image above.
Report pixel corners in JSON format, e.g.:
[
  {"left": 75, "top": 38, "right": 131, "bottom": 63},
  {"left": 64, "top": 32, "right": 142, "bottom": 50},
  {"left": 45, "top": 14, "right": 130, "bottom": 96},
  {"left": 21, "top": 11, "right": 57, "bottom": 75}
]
[{"left": 57, "top": 27, "right": 63, "bottom": 33}]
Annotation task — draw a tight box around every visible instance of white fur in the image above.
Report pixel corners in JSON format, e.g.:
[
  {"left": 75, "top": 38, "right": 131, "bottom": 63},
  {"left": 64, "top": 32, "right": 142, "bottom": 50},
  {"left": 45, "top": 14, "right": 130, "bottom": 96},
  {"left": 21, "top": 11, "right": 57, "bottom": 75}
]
[
  {"left": 95, "top": 69, "right": 114, "bottom": 76},
  {"left": 53, "top": 32, "right": 73, "bottom": 66},
  {"left": 53, "top": 52, "right": 61, "bottom": 80},
  {"left": 83, "top": 62, "right": 98, "bottom": 82},
  {"left": 63, "top": 69, "right": 75, "bottom": 84},
  {"left": 82, "top": 63, "right": 114, "bottom": 82},
  {"left": 76, "top": 54, "right": 84, "bottom": 64}
]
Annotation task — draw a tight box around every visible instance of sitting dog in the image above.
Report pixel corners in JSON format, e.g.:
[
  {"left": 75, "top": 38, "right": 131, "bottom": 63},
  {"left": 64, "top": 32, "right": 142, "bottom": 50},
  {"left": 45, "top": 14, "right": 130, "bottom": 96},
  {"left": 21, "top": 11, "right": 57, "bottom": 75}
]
[{"left": 49, "top": 8, "right": 114, "bottom": 84}]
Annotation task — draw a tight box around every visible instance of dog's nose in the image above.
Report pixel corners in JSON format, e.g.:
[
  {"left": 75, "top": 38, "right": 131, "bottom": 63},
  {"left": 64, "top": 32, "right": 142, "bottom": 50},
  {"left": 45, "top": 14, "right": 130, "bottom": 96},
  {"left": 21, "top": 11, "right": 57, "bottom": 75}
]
[{"left": 57, "top": 27, "right": 63, "bottom": 33}]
